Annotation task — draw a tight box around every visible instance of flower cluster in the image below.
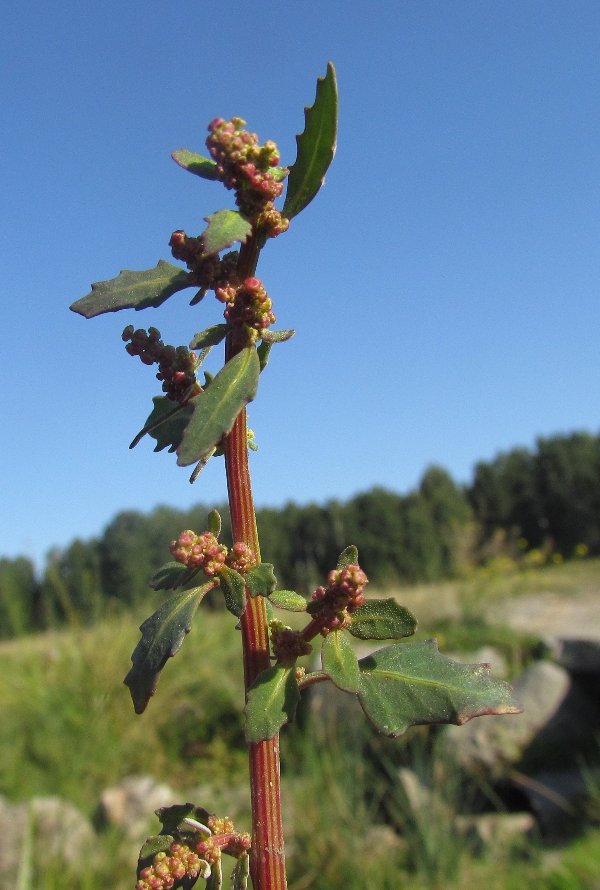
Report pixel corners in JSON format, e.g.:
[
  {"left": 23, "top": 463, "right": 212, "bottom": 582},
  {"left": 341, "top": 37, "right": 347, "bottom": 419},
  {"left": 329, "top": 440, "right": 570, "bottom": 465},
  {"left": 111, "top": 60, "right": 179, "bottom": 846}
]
[
  {"left": 170, "top": 530, "right": 228, "bottom": 577},
  {"left": 307, "top": 564, "right": 368, "bottom": 634},
  {"left": 195, "top": 819, "right": 251, "bottom": 864},
  {"left": 216, "top": 277, "right": 275, "bottom": 333},
  {"left": 226, "top": 542, "right": 257, "bottom": 574},
  {"left": 122, "top": 327, "right": 200, "bottom": 403},
  {"left": 270, "top": 620, "right": 313, "bottom": 664},
  {"left": 135, "top": 842, "right": 209, "bottom": 890},
  {"left": 206, "top": 117, "right": 286, "bottom": 218}
]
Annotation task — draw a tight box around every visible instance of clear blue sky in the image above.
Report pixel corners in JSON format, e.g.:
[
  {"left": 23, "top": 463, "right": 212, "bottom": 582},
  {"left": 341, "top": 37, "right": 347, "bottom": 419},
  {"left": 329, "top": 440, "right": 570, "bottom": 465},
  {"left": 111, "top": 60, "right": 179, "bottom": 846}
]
[{"left": 2, "top": 1, "right": 599, "bottom": 569}]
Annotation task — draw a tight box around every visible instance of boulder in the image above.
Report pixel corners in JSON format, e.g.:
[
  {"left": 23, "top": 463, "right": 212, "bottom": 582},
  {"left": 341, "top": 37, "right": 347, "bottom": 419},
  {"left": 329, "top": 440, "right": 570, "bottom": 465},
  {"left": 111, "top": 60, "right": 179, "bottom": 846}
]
[{"left": 98, "top": 776, "right": 176, "bottom": 840}]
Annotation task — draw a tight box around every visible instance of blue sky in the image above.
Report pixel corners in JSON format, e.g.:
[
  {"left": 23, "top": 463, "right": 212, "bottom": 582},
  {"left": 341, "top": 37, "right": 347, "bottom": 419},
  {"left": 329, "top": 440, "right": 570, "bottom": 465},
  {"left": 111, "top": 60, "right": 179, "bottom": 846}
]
[{"left": 2, "top": 1, "right": 599, "bottom": 568}]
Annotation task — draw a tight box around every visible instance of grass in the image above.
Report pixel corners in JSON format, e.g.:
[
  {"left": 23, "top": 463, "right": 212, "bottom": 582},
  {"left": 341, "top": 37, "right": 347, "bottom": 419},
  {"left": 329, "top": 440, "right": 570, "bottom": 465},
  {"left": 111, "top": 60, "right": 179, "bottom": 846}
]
[{"left": 1, "top": 561, "right": 599, "bottom": 888}]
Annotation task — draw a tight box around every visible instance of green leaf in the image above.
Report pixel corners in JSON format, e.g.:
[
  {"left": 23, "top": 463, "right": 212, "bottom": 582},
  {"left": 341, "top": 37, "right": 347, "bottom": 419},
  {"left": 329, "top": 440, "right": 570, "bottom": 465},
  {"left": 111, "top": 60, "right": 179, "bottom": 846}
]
[
  {"left": 245, "top": 563, "right": 277, "bottom": 597},
  {"left": 268, "top": 590, "right": 307, "bottom": 612},
  {"left": 321, "top": 630, "right": 360, "bottom": 693},
  {"left": 203, "top": 210, "right": 252, "bottom": 256},
  {"left": 219, "top": 566, "right": 246, "bottom": 617},
  {"left": 207, "top": 509, "right": 222, "bottom": 537},
  {"left": 257, "top": 340, "right": 272, "bottom": 372},
  {"left": 70, "top": 260, "right": 192, "bottom": 318},
  {"left": 357, "top": 640, "right": 523, "bottom": 738},
  {"left": 231, "top": 853, "right": 250, "bottom": 890},
  {"left": 260, "top": 329, "right": 295, "bottom": 343},
  {"left": 177, "top": 346, "right": 260, "bottom": 467},
  {"left": 130, "top": 397, "right": 193, "bottom": 452},
  {"left": 283, "top": 62, "right": 338, "bottom": 220},
  {"left": 245, "top": 664, "right": 300, "bottom": 742},
  {"left": 138, "top": 835, "right": 174, "bottom": 861},
  {"left": 124, "top": 584, "right": 213, "bottom": 713},
  {"left": 149, "top": 561, "right": 200, "bottom": 592},
  {"left": 349, "top": 599, "right": 417, "bottom": 641},
  {"left": 189, "top": 324, "right": 229, "bottom": 349},
  {"left": 172, "top": 149, "right": 219, "bottom": 180},
  {"left": 337, "top": 545, "right": 358, "bottom": 569}
]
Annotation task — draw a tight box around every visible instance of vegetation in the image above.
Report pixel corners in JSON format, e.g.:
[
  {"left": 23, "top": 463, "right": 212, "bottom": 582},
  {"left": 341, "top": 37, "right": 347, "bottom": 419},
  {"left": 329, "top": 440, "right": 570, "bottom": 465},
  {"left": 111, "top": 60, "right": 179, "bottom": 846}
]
[{"left": 2, "top": 430, "right": 600, "bottom": 642}]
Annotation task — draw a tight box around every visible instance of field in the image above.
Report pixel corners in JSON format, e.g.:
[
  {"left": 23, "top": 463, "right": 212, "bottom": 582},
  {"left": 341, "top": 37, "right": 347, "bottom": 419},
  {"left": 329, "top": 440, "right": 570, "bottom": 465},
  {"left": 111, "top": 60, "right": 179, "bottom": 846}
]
[{"left": 1, "top": 559, "right": 599, "bottom": 889}]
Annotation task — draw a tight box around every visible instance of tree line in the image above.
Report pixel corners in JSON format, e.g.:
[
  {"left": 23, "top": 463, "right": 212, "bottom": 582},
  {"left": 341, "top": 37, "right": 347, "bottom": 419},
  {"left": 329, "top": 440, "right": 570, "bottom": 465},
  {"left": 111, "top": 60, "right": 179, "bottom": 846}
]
[{"left": 1, "top": 431, "right": 599, "bottom": 639}]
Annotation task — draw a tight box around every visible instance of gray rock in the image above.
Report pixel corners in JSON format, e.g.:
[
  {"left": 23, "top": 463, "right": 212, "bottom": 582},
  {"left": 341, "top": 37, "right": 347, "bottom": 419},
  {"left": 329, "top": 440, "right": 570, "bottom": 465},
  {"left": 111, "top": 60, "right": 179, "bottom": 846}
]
[
  {"left": 444, "top": 660, "right": 599, "bottom": 774},
  {"left": 545, "top": 637, "right": 600, "bottom": 674},
  {"left": 0, "top": 795, "right": 95, "bottom": 889},
  {"left": 514, "top": 768, "right": 592, "bottom": 834},
  {"left": 98, "top": 776, "right": 176, "bottom": 840}
]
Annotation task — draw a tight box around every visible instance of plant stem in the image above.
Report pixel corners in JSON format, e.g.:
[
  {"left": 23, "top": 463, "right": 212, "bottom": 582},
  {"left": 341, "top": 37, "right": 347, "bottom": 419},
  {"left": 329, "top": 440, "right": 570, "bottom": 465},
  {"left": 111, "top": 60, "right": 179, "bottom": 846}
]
[{"left": 223, "top": 237, "right": 287, "bottom": 890}]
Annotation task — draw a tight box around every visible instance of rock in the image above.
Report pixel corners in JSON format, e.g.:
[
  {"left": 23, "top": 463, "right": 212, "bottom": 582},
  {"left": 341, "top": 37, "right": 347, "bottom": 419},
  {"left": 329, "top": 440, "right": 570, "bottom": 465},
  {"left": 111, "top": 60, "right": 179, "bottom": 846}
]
[
  {"left": 444, "top": 660, "right": 599, "bottom": 774},
  {"left": 0, "top": 795, "right": 95, "bottom": 889},
  {"left": 513, "top": 768, "right": 591, "bottom": 835},
  {"left": 545, "top": 637, "right": 600, "bottom": 674},
  {"left": 98, "top": 776, "right": 176, "bottom": 840},
  {"left": 397, "top": 767, "right": 451, "bottom": 819}
]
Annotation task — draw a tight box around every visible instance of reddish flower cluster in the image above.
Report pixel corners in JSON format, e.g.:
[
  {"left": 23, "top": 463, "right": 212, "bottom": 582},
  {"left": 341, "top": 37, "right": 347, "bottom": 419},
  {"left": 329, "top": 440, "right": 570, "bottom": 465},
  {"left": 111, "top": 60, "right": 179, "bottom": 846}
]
[
  {"left": 170, "top": 530, "right": 228, "bottom": 577},
  {"left": 270, "top": 620, "right": 313, "bottom": 664},
  {"left": 122, "top": 327, "right": 200, "bottom": 403},
  {"left": 206, "top": 117, "right": 286, "bottom": 217},
  {"left": 135, "top": 842, "right": 208, "bottom": 890},
  {"left": 226, "top": 542, "right": 257, "bottom": 574},
  {"left": 195, "top": 820, "right": 251, "bottom": 863},
  {"left": 307, "top": 564, "right": 368, "bottom": 634},
  {"left": 216, "top": 277, "right": 275, "bottom": 332}
]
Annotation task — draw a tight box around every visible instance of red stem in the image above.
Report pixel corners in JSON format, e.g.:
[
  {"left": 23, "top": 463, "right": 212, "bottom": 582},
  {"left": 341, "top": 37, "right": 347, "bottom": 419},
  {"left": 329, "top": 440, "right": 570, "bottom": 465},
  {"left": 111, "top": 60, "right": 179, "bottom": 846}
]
[{"left": 223, "top": 238, "right": 287, "bottom": 890}]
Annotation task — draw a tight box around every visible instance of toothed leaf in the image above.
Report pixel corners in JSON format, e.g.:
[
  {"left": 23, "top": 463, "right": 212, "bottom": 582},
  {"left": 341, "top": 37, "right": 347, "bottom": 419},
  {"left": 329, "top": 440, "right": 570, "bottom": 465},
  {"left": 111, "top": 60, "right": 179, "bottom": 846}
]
[
  {"left": 283, "top": 62, "right": 338, "bottom": 220},
  {"left": 124, "top": 583, "right": 213, "bottom": 713},
  {"left": 70, "top": 261, "right": 191, "bottom": 318},
  {"left": 245, "top": 563, "right": 277, "bottom": 597},
  {"left": 358, "top": 640, "right": 523, "bottom": 738}
]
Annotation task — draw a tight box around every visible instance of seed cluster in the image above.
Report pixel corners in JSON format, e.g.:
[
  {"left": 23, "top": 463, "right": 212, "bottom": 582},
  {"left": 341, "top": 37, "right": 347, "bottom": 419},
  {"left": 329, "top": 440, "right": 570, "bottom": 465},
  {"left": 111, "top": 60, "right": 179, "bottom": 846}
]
[
  {"left": 135, "top": 843, "right": 208, "bottom": 890},
  {"left": 122, "top": 327, "right": 200, "bottom": 403},
  {"left": 216, "top": 277, "right": 275, "bottom": 332},
  {"left": 307, "top": 564, "right": 368, "bottom": 634},
  {"left": 170, "top": 530, "right": 228, "bottom": 577}
]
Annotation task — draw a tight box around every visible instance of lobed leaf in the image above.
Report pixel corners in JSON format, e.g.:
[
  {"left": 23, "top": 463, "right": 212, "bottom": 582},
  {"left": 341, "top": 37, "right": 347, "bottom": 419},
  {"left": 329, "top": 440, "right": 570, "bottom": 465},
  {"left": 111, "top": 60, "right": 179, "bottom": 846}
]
[
  {"left": 190, "top": 324, "right": 229, "bottom": 349},
  {"left": 202, "top": 210, "right": 252, "bottom": 256},
  {"left": 124, "top": 583, "right": 213, "bottom": 713},
  {"left": 177, "top": 346, "right": 260, "bottom": 467},
  {"left": 244, "top": 665, "right": 300, "bottom": 742},
  {"left": 358, "top": 640, "right": 523, "bottom": 738},
  {"left": 349, "top": 599, "right": 417, "bottom": 640},
  {"left": 218, "top": 566, "right": 246, "bottom": 617},
  {"left": 172, "top": 149, "right": 219, "bottom": 180},
  {"left": 70, "top": 260, "right": 192, "bottom": 318},
  {"left": 282, "top": 62, "right": 338, "bottom": 220},
  {"left": 321, "top": 630, "right": 360, "bottom": 693},
  {"left": 268, "top": 590, "right": 307, "bottom": 612},
  {"left": 245, "top": 563, "right": 277, "bottom": 597}
]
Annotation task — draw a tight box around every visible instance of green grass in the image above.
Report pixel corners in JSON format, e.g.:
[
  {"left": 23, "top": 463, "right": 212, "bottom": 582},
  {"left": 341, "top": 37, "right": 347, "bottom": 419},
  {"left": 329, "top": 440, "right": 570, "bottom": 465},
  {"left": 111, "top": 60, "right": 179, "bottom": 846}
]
[{"left": 1, "top": 562, "right": 599, "bottom": 888}]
